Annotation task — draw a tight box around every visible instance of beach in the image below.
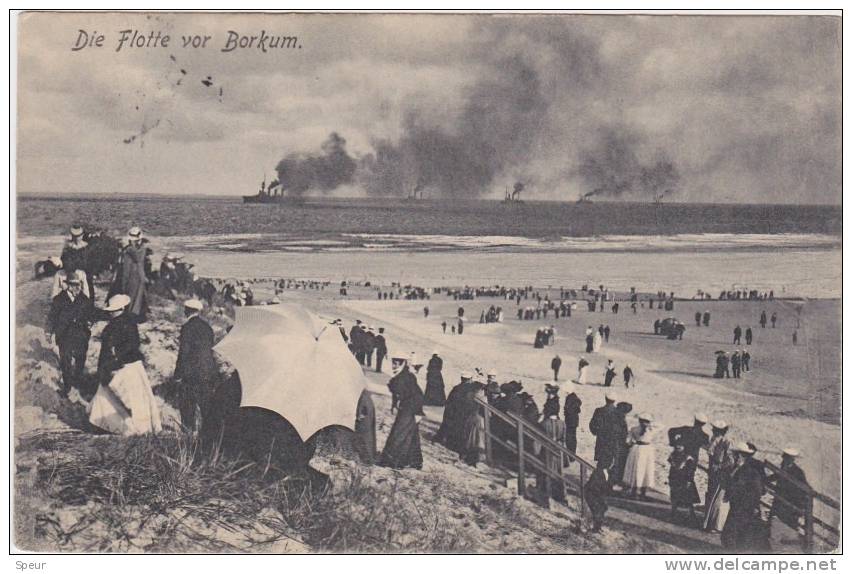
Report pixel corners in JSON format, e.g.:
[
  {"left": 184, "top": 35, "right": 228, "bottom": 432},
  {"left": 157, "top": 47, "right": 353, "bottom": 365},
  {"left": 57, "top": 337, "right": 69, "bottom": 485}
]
[{"left": 13, "top": 221, "right": 841, "bottom": 552}]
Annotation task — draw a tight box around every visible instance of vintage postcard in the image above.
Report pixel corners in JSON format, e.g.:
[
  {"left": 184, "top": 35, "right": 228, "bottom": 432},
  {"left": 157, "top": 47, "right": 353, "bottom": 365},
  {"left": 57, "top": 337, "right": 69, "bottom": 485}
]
[{"left": 12, "top": 10, "right": 841, "bottom": 555}]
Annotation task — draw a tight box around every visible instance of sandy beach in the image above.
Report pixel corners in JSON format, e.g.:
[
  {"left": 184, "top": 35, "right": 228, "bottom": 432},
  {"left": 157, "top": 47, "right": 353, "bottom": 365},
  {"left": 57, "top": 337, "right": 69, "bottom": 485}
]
[{"left": 13, "top": 233, "right": 841, "bottom": 552}]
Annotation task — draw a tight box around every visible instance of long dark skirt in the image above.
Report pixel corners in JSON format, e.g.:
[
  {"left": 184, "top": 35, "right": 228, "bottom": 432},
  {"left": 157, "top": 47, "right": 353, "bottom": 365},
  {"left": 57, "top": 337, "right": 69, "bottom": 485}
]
[
  {"left": 380, "top": 412, "right": 423, "bottom": 470},
  {"left": 722, "top": 509, "right": 771, "bottom": 552},
  {"left": 424, "top": 372, "right": 446, "bottom": 406},
  {"left": 670, "top": 477, "right": 701, "bottom": 506}
]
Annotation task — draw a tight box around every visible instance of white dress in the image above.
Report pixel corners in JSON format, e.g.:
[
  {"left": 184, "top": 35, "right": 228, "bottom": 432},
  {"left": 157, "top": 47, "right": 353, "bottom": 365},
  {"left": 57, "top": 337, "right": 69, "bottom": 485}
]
[
  {"left": 623, "top": 425, "right": 656, "bottom": 489},
  {"left": 577, "top": 364, "right": 589, "bottom": 385},
  {"left": 89, "top": 361, "right": 162, "bottom": 435},
  {"left": 593, "top": 331, "right": 603, "bottom": 352}
]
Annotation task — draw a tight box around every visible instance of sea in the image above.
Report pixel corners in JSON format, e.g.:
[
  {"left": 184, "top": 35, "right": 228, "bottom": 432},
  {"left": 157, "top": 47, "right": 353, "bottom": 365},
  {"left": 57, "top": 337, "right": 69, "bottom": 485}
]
[{"left": 16, "top": 195, "right": 842, "bottom": 298}]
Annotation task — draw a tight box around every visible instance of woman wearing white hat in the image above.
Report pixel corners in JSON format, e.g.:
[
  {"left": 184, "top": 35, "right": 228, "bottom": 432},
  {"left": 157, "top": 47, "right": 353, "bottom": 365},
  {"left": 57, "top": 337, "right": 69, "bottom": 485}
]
[
  {"left": 107, "top": 226, "right": 149, "bottom": 321},
  {"left": 623, "top": 413, "right": 656, "bottom": 499},
  {"left": 89, "top": 294, "right": 161, "bottom": 436}
]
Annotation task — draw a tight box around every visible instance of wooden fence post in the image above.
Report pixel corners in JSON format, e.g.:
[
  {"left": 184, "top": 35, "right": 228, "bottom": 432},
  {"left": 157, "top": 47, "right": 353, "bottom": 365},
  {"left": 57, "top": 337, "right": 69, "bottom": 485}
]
[
  {"left": 804, "top": 494, "right": 815, "bottom": 553},
  {"left": 517, "top": 420, "right": 526, "bottom": 497},
  {"left": 483, "top": 405, "right": 493, "bottom": 466}
]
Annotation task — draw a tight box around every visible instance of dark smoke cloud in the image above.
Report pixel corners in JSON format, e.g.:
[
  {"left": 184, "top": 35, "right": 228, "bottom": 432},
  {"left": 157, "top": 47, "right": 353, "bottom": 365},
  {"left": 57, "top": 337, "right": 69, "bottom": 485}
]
[
  {"left": 357, "top": 54, "right": 549, "bottom": 198},
  {"left": 274, "top": 132, "right": 357, "bottom": 196},
  {"left": 576, "top": 128, "right": 680, "bottom": 201}
]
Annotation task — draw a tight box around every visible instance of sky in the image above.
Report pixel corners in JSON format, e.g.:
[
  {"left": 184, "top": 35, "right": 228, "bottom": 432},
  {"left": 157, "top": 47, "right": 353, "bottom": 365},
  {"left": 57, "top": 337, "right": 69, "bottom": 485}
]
[{"left": 16, "top": 12, "right": 841, "bottom": 204}]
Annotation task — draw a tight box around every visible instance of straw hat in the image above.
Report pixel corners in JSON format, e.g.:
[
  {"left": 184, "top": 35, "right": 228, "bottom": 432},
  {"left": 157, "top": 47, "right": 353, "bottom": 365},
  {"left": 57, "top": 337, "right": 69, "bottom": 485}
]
[
  {"left": 487, "top": 369, "right": 497, "bottom": 377},
  {"left": 461, "top": 371, "right": 473, "bottom": 380},
  {"left": 782, "top": 448, "right": 800, "bottom": 458},
  {"left": 69, "top": 225, "right": 84, "bottom": 237},
  {"left": 48, "top": 256, "right": 63, "bottom": 267},
  {"left": 694, "top": 413, "right": 709, "bottom": 424},
  {"left": 128, "top": 226, "right": 142, "bottom": 238},
  {"left": 184, "top": 299, "right": 204, "bottom": 311},
  {"left": 638, "top": 413, "right": 653, "bottom": 423},
  {"left": 66, "top": 276, "right": 82, "bottom": 286},
  {"left": 104, "top": 294, "right": 131, "bottom": 311},
  {"left": 712, "top": 420, "right": 729, "bottom": 430},
  {"left": 732, "top": 442, "right": 756, "bottom": 455}
]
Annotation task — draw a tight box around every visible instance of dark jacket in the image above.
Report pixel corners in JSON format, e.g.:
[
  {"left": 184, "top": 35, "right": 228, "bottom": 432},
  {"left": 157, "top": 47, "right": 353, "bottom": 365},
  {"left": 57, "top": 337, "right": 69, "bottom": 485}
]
[
  {"left": 174, "top": 315, "right": 217, "bottom": 382},
  {"left": 589, "top": 403, "right": 619, "bottom": 464},
  {"left": 668, "top": 425, "right": 710, "bottom": 460},
  {"left": 97, "top": 312, "right": 144, "bottom": 383},
  {"left": 47, "top": 291, "right": 91, "bottom": 344}
]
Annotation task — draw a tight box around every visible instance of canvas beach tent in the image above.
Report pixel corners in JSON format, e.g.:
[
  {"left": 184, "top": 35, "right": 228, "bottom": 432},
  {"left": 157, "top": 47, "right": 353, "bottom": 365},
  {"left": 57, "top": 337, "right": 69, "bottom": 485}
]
[{"left": 214, "top": 304, "right": 367, "bottom": 442}]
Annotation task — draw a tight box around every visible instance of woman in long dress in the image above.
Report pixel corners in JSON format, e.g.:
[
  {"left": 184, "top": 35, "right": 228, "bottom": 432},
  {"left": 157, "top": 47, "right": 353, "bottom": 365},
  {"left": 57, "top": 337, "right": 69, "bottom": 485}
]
[
  {"left": 424, "top": 352, "right": 446, "bottom": 406},
  {"left": 576, "top": 356, "right": 590, "bottom": 385},
  {"left": 89, "top": 294, "right": 162, "bottom": 436},
  {"left": 703, "top": 421, "right": 735, "bottom": 532},
  {"left": 623, "top": 413, "right": 656, "bottom": 499},
  {"left": 380, "top": 363, "right": 425, "bottom": 470},
  {"left": 592, "top": 329, "right": 603, "bottom": 352},
  {"left": 108, "top": 227, "right": 149, "bottom": 321}
]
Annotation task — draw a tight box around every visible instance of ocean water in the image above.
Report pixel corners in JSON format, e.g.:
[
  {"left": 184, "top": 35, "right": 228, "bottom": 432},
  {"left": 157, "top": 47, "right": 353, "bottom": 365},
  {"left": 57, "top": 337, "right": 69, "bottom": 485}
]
[{"left": 16, "top": 195, "right": 842, "bottom": 298}]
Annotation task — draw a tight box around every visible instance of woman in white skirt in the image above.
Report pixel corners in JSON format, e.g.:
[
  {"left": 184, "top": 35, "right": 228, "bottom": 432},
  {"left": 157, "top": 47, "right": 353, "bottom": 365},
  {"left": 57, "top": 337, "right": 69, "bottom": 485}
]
[
  {"left": 623, "top": 413, "right": 656, "bottom": 500},
  {"left": 89, "top": 294, "right": 162, "bottom": 435},
  {"left": 576, "top": 356, "right": 590, "bottom": 384}
]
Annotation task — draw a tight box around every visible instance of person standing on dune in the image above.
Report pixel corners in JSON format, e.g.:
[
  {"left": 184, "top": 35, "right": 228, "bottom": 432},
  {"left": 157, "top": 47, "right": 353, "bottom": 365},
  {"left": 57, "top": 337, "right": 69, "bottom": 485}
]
[{"left": 108, "top": 226, "right": 150, "bottom": 322}]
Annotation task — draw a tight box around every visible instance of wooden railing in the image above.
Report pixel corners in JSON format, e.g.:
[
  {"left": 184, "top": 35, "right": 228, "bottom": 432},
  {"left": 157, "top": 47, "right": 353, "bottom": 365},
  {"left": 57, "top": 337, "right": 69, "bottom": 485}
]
[
  {"left": 695, "top": 457, "right": 839, "bottom": 553},
  {"left": 478, "top": 397, "right": 840, "bottom": 552},
  {"left": 477, "top": 398, "right": 597, "bottom": 517}
]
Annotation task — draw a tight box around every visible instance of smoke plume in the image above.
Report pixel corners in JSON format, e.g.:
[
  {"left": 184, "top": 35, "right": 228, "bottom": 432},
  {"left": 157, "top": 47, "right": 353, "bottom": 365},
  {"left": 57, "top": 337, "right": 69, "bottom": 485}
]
[
  {"left": 576, "top": 128, "right": 680, "bottom": 201},
  {"left": 274, "top": 132, "right": 357, "bottom": 196}
]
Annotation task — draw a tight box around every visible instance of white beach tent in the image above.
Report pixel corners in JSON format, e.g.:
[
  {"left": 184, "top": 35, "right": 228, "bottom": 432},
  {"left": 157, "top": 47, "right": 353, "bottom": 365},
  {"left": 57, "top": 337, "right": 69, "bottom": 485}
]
[{"left": 214, "top": 303, "right": 367, "bottom": 441}]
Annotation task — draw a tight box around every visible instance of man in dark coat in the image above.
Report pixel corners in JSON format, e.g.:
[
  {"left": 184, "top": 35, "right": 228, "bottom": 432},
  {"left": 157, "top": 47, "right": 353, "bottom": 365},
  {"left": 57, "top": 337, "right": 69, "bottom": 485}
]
[
  {"left": 667, "top": 413, "right": 709, "bottom": 462},
  {"left": 563, "top": 392, "right": 582, "bottom": 455},
  {"left": 589, "top": 393, "right": 620, "bottom": 470},
  {"left": 733, "top": 325, "right": 742, "bottom": 345},
  {"left": 623, "top": 365, "right": 634, "bottom": 388},
  {"left": 702, "top": 310, "right": 711, "bottom": 327},
  {"left": 732, "top": 351, "right": 742, "bottom": 378},
  {"left": 745, "top": 327, "right": 753, "bottom": 345},
  {"left": 374, "top": 327, "right": 387, "bottom": 373},
  {"left": 760, "top": 310, "right": 767, "bottom": 328},
  {"left": 47, "top": 277, "right": 92, "bottom": 396},
  {"left": 604, "top": 360, "right": 617, "bottom": 387},
  {"left": 349, "top": 321, "right": 364, "bottom": 364},
  {"left": 722, "top": 442, "right": 770, "bottom": 552},
  {"left": 354, "top": 390, "right": 377, "bottom": 465},
  {"left": 424, "top": 352, "right": 446, "bottom": 406},
  {"left": 173, "top": 299, "right": 217, "bottom": 432},
  {"left": 551, "top": 355, "right": 562, "bottom": 381},
  {"left": 363, "top": 328, "right": 376, "bottom": 367},
  {"left": 380, "top": 361, "right": 425, "bottom": 470},
  {"left": 768, "top": 448, "right": 809, "bottom": 533},
  {"left": 695, "top": 311, "right": 702, "bottom": 327}
]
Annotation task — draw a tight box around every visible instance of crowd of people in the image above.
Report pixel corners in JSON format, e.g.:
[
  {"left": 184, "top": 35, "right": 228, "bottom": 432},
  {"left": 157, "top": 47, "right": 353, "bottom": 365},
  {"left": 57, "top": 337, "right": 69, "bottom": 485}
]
[
  {"left": 366, "top": 343, "right": 809, "bottom": 550},
  {"left": 37, "top": 227, "right": 816, "bottom": 551}
]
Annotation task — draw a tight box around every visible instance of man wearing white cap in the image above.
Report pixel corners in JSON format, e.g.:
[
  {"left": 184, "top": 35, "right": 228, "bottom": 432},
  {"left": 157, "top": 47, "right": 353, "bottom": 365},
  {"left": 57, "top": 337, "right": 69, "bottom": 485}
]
[
  {"left": 46, "top": 275, "right": 92, "bottom": 396},
  {"left": 173, "top": 299, "right": 217, "bottom": 432},
  {"left": 768, "top": 448, "right": 810, "bottom": 534},
  {"left": 721, "top": 442, "right": 769, "bottom": 551},
  {"left": 90, "top": 294, "right": 161, "bottom": 436},
  {"left": 108, "top": 226, "right": 149, "bottom": 321}
]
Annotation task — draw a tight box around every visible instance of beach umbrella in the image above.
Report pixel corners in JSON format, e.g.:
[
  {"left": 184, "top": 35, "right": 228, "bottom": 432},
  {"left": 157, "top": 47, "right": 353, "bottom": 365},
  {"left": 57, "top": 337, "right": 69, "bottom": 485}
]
[{"left": 214, "top": 304, "right": 366, "bottom": 441}]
